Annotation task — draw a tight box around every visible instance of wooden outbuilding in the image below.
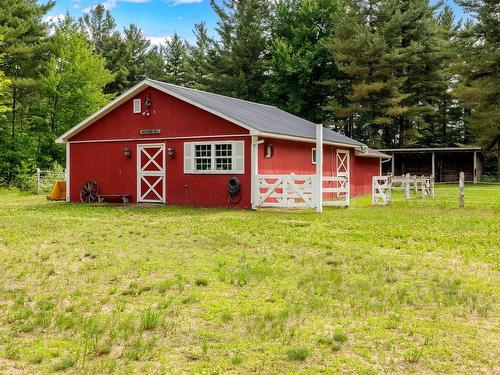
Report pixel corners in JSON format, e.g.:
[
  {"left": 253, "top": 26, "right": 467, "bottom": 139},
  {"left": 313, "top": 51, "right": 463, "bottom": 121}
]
[
  {"left": 56, "top": 79, "right": 389, "bottom": 209},
  {"left": 379, "top": 147, "right": 482, "bottom": 182}
]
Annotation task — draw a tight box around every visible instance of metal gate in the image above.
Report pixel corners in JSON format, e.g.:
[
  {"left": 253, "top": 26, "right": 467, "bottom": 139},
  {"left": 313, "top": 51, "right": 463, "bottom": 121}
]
[{"left": 137, "top": 144, "right": 166, "bottom": 203}]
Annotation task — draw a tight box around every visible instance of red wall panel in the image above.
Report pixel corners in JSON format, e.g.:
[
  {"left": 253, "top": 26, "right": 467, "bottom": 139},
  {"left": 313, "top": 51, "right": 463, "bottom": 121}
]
[
  {"left": 351, "top": 156, "right": 381, "bottom": 196},
  {"left": 70, "top": 137, "right": 252, "bottom": 208},
  {"left": 71, "top": 87, "right": 248, "bottom": 141},
  {"left": 257, "top": 138, "right": 380, "bottom": 197}
]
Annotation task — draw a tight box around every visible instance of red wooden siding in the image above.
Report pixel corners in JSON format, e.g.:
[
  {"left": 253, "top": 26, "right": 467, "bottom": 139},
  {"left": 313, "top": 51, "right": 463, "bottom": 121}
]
[
  {"left": 69, "top": 87, "right": 251, "bottom": 208},
  {"left": 71, "top": 87, "right": 248, "bottom": 142},
  {"left": 257, "top": 138, "right": 379, "bottom": 196},
  {"left": 68, "top": 86, "right": 381, "bottom": 207}
]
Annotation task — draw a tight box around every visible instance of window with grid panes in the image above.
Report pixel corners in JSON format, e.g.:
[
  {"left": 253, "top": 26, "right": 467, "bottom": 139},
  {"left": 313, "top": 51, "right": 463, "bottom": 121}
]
[
  {"left": 215, "top": 143, "right": 232, "bottom": 170},
  {"left": 194, "top": 144, "right": 212, "bottom": 171}
]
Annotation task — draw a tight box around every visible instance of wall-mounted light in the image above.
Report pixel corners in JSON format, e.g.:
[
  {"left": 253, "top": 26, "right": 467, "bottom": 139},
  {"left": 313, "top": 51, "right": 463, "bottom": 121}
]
[
  {"left": 167, "top": 147, "right": 176, "bottom": 159},
  {"left": 265, "top": 143, "right": 273, "bottom": 159},
  {"left": 124, "top": 147, "right": 131, "bottom": 158}
]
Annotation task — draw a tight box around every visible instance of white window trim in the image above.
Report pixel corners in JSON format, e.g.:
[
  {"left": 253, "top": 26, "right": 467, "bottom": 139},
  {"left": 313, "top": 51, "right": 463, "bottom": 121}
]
[
  {"left": 312, "top": 148, "right": 317, "bottom": 165},
  {"left": 133, "top": 98, "right": 141, "bottom": 114},
  {"left": 185, "top": 141, "right": 245, "bottom": 174}
]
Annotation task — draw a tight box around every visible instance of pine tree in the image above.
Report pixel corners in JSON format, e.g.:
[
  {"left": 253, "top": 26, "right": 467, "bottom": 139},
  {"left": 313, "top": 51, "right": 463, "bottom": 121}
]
[
  {"left": 39, "top": 16, "right": 113, "bottom": 167},
  {"left": 162, "top": 33, "right": 190, "bottom": 86},
  {"left": 208, "top": 0, "right": 269, "bottom": 101},
  {"left": 0, "top": 0, "right": 54, "bottom": 181},
  {"left": 0, "top": 36, "right": 10, "bottom": 117},
  {"left": 265, "top": 0, "right": 342, "bottom": 124},
  {"left": 327, "top": 0, "right": 454, "bottom": 148},
  {"left": 79, "top": 4, "right": 116, "bottom": 54},
  {"left": 454, "top": 0, "right": 500, "bottom": 176},
  {"left": 327, "top": 0, "right": 409, "bottom": 147},
  {"left": 186, "top": 22, "right": 213, "bottom": 90}
]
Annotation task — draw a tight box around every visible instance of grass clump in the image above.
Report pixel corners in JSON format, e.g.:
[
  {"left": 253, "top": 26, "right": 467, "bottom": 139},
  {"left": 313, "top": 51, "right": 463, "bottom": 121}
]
[
  {"left": 51, "top": 356, "right": 76, "bottom": 372},
  {"left": 140, "top": 308, "right": 160, "bottom": 331},
  {"left": 286, "top": 347, "right": 309, "bottom": 361},
  {"left": 194, "top": 277, "right": 209, "bottom": 287}
]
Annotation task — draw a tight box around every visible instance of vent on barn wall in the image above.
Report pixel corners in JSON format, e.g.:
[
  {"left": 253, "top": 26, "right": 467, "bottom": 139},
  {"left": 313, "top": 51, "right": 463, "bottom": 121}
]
[{"left": 133, "top": 98, "right": 141, "bottom": 114}]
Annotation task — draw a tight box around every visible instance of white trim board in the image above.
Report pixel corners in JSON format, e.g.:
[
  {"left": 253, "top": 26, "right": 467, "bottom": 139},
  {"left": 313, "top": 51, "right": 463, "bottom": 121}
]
[{"left": 67, "top": 134, "right": 251, "bottom": 144}]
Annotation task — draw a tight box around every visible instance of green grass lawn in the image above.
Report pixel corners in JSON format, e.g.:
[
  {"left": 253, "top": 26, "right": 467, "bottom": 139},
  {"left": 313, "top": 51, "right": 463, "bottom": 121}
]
[{"left": 0, "top": 186, "right": 498, "bottom": 374}]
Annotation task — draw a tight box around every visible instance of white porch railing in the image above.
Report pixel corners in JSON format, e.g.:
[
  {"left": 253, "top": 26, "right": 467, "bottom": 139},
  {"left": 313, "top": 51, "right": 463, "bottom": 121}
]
[{"left": 255, "top": 174, "right": 349, "bottom": 209}]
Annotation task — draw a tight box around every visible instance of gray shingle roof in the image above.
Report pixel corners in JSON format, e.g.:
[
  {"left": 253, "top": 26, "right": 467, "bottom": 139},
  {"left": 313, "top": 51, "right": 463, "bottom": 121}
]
[{"left": 149, "top": 79, "right": 364, "bottom": 147}]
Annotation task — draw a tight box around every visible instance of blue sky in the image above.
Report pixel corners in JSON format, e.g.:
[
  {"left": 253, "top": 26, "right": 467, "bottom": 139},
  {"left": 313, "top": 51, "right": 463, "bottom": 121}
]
[{"left": 44, "top": 0, "right": 467, "bottom": 45}]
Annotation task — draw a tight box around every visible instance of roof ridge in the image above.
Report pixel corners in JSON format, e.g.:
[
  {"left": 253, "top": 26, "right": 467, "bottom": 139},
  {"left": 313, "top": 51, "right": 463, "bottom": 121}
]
[{"left": 147, "top": 78, "right": 277, "bottom": 110}]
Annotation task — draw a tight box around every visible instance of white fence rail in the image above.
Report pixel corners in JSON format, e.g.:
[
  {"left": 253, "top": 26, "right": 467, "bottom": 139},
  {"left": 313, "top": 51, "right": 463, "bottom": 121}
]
[
  {"left": 256, "top": 174, "right": 315, "bottom": 209},
  {"left": 255, "top": 174, "right": 349, "bottom": 209},
  {"left": 322, "top": 176, "right": 349, "bottom": 207},
  {"left": 372, "top": 176, "right": 392, "bottom": 205},
  {"left": 36, "top": 168, "right": 66, "bottom": 194}
]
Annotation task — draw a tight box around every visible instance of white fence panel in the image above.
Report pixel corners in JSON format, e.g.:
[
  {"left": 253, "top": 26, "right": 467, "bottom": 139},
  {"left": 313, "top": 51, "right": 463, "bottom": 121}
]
[
  {"left": 36, "top": 169, "right": 66, "bottom": 194},
  {"left": 372, "top": 176, "right": 391, "bottom": 205},
  {"left": 256, "top": 174, "right": 315, "bottom": 209},
  {"left": 322, "top": 176, "right": 349, "bottom": 207}
]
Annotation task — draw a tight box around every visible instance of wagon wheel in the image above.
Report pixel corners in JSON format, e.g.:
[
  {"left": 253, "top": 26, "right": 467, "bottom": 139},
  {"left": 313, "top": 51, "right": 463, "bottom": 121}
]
[{"left": 79, "top": 181, "right": 99, "bottom": 203}]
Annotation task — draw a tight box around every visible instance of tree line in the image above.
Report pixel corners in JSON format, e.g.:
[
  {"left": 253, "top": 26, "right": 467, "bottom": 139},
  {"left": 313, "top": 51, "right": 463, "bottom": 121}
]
[{"left": 0, "top": 0, "right": 498, "bottom": 186}]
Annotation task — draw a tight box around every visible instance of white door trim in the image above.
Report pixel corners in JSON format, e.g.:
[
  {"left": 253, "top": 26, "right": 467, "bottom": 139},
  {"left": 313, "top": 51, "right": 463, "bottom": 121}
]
[
  {"left": 336, "top": 149, "right": 350, "bottom": 199},
  {"left": 137, "top": 143, "right": 166, "bottom": 204}
]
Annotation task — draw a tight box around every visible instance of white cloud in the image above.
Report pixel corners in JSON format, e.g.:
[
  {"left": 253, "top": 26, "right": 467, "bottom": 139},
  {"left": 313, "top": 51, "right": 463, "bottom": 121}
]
[
  {"left": 168, "top": 0, "right": 203, "bottom": 5},
  {"left": 44, "top": 14, "right": 66, "bottom": 24},
  {"left": 146, "top": 35, "right": 173, "bottom": 46},
  {"left": 122, "top": 0, "right": 152, "bottom": 2}
]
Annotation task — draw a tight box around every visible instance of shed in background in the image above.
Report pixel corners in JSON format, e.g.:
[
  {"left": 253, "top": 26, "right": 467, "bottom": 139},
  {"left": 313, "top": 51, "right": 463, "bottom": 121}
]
[{"left": 379, "top": 147, "right": 482, "bottom": 182}]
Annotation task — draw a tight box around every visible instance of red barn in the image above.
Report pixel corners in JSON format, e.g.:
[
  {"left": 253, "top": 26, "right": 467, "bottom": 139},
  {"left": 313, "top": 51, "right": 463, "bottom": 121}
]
[{"left": 56, "top": 79, "right": 389, "bottom": 209}]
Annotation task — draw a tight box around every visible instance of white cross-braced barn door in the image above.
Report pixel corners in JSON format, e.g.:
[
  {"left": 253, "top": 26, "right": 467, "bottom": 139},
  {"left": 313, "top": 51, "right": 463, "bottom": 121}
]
[
  {"left": 336, "top": 149, "right": 350, "bottom": 198},
  {"left": 137, "top": 144, "right": 166, "bottom": 204}
]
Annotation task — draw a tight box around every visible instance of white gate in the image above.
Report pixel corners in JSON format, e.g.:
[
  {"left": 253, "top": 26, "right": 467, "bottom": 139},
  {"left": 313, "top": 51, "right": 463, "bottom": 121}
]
[
  {"left": 372, "top": 176, "right": 391, "bottom": 205},
  {"left": 256, "top": 175, "right": 314, "bottom": 208},
  {"left": 137, "top": 144, "right": 166, "bottom": 203},
  {"left": 323, "top": 176, "right": 349, "bottom": 207}
]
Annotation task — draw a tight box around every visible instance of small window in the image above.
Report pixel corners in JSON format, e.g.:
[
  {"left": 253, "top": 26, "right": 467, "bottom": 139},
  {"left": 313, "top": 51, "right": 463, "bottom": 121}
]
[
  {"left": 133, "top": 98, "right": 141, "bottom": 114},
  {"left": 312, "top": 148, "right": 317, "bottom": 164},
  {"left": 195, "top": 144, "right": 212, "bottom": 171},
  {"left": 184, "top": 141, "right": 244, "bottom": 174},
  {"left": 215, "top": 143, "right": 232, "bottom": 170}
]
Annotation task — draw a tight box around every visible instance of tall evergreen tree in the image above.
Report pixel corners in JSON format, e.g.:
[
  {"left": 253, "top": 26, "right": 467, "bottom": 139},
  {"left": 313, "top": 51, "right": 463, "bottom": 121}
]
[
  {"left": 39, "top": 16, "right": 113, "bottom": 167},
  {"left": 186, "top": 22, "right": 213, "bottom": 90},
  {"left": 0, "top": 0, "right": 54, "bottom": 181},
  {"left": 454, "top": 0, "right": 500, "bottom": 175},
  {"left": 209, "top": 0, "right": 269, "bottom": 101},
  {"left": 327, "top": 0, "right": 409, "bottom": 147},
  {"left": 0, "top": 36, "right": 10, "bottom": 117},
  {"left": 161, "top": 33, "right": 191, "bottom": 86},
  {"left": 328, "top": 0, "right": 454, "bottom": 148},
  {"left": 264, "top": 0, "right": 342, "bottom": 124}
]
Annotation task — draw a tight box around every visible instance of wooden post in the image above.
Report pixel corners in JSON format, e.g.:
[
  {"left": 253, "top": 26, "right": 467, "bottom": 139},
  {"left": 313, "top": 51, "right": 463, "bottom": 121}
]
[
  {"left": 36, "top": 168, "right": 41, "bottom": 195},
  {"left": 391, "top": 153, "right": 395, "bottom": 176},
  {"left": 430, "top": 175, "right": 435, "bottom": 197},
  {"left": 404, "top": 173, "right": 410, "bottom": 200},
  {"left": 251, "top": 136, "right": 259, "bottom": 210},
  {"left": 387, "top": 175, "right": 392, "bottom": 205},
  {"left": 459, "top": 172, "right": 464, "bottom": 208},
  {"left": 421, "top": 176, "right": 427, "bottom": 198},
  {"left": 431, "top": 152, "right": 435, "bottom": 180},
  {"left": 315, "top": 123, "right": 323, "bottom": 213},
  {"left": 473, "top": 151, "right": 477, "bottom": 184}
]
